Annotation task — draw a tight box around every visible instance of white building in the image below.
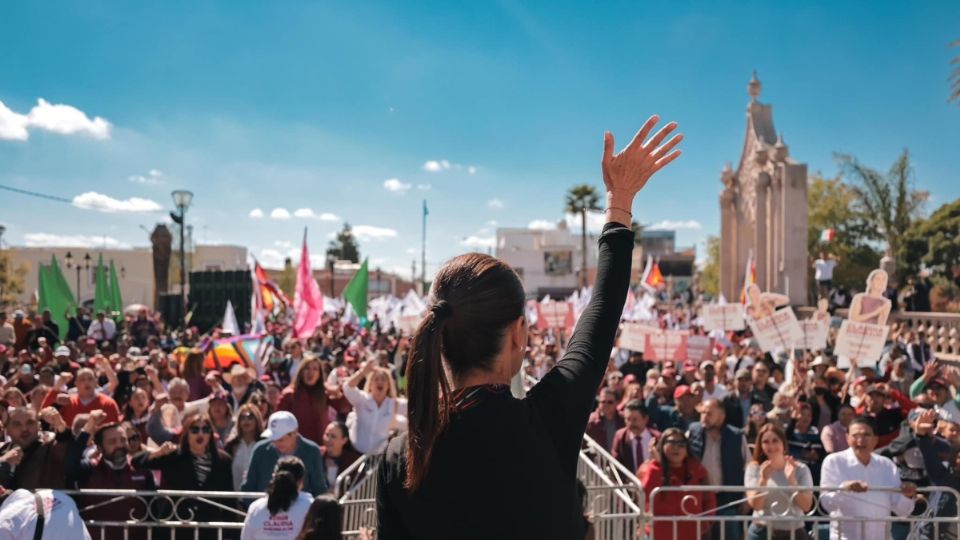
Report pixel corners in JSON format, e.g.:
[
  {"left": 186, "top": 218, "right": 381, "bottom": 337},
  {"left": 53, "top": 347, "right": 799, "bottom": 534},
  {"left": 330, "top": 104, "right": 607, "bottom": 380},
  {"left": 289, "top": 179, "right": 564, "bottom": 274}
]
[{"left": 495, "top": 220, "right": 600, "bottom": 298}]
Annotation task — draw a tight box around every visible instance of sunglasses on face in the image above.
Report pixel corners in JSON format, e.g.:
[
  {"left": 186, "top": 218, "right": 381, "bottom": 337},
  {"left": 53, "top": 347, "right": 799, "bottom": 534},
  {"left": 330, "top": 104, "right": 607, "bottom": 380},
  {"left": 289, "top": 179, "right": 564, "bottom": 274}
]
[
  {"left": 663, "top": 438, "right": 687, "bottom": 447},
  {"left": 189, "top": 425, "right": 212, "bottom": 435}
]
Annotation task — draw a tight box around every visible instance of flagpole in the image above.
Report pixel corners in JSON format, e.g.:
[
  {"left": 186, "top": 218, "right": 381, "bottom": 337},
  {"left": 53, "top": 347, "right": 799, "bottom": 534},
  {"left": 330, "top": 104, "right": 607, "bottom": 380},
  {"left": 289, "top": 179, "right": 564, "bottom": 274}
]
[{"left": 421, "top": 199, "right": 427, "bottom": 294}]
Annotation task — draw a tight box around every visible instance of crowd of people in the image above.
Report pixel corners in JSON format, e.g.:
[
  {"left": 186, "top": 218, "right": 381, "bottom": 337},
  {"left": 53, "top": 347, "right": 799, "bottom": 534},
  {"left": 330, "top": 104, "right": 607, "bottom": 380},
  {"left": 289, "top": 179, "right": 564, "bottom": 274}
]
[{"left": 0, "top": 264, "right": 957, "bottom": 539}]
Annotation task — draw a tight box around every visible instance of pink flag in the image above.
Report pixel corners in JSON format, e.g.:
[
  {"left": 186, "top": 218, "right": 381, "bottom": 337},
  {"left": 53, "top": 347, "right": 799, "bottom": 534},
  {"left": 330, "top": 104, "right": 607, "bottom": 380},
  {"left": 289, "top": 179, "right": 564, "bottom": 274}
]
[{"left": 293, "top": 230, "right": 324, "bottom": 339}]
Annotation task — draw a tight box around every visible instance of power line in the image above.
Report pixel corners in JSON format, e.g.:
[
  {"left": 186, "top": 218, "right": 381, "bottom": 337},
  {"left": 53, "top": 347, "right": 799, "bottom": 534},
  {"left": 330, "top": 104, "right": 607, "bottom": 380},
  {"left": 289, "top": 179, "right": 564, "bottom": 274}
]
[{"left": 0, "top": 183, "right": 73, "bottom": 204}]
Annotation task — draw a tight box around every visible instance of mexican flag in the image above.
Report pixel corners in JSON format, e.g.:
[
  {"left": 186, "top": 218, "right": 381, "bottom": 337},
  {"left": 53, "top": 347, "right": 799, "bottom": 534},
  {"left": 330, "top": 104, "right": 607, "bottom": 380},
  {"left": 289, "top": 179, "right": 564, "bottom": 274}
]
[
  {"left": 343, "top": 258, "right": 369, "bottom": 326},
  {"left": 819, "top": 229, "right": 836, "bottom": 242}
]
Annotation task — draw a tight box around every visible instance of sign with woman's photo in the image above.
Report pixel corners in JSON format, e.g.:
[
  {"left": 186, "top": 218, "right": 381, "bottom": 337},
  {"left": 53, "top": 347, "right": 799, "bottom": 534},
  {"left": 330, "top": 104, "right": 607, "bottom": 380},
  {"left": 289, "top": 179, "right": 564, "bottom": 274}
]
[
  {"left": 747, "top": 308, "right": 803, "bottom": 352},
  {"left": 835, "top": 269, "right": 892, "bottom": 362},
  {"left": 644, "top": 330, "right": 688, "bottom": 362}
]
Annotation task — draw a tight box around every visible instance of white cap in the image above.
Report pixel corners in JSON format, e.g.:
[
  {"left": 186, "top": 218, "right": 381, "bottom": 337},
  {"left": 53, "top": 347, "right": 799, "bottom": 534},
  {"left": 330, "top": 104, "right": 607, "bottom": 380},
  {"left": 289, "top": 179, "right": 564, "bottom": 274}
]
[
  {"left": 261, "top": 411, "right": 298, "bottom": 441},
  {"left": 54, "top": 346, "right": 71, "bottom": 358}
]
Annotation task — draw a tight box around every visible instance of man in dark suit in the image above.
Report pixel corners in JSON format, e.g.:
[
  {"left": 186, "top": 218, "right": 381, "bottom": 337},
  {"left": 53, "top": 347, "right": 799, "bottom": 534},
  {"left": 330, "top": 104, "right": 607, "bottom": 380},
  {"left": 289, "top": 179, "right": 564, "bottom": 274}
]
[{"left": 610, "top": 400, "right": 659, "bottom": 475}]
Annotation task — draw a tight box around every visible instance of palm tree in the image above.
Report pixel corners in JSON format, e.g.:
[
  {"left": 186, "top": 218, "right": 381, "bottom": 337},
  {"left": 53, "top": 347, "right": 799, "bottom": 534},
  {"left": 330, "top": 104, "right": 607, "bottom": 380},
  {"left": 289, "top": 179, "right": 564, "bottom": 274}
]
[
  {"left": 564, "top": 184, "right": 601, "bottom": 288},
  {"left": 951, "top": 39, "right": 960, "bottom": 105},
  {"left": 835, "top": 150, "right": 928, "bottom": 276}
]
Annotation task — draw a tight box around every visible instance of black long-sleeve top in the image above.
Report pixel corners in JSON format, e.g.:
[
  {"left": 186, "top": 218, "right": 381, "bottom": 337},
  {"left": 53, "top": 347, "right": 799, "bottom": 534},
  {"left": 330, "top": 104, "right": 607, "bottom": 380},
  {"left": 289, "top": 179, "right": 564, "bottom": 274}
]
[{"left": 377, "top": 222, "right": 634, "bottom": 540}]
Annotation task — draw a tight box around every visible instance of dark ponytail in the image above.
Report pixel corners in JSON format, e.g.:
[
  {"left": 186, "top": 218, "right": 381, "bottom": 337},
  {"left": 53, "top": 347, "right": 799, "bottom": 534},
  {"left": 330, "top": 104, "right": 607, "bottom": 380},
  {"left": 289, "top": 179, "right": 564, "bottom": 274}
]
[
  {"left": 404, "top": 253, "right": 525, "bottom": 491},
  {"left": 267, "top": 456, "right": 305, "bottom": 515}
]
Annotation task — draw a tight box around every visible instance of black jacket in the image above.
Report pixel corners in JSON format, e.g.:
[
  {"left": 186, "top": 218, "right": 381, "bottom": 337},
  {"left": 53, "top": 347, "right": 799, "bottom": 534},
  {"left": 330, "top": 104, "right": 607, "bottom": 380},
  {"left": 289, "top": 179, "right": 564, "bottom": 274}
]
[{"left": 376, "top": 222, "right": 633, "bottom": 540}]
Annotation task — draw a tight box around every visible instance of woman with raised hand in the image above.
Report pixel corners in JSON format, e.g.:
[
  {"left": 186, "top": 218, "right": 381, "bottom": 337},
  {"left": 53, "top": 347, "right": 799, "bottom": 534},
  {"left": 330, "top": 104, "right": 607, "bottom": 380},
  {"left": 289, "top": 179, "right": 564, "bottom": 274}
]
[{"left": 377, "top": 116, "right": 683, "bottom": 540}]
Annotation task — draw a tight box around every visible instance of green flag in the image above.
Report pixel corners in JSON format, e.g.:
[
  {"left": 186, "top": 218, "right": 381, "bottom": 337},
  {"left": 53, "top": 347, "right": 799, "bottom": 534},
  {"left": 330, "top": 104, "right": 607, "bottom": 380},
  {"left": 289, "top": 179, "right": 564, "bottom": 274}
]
[
  {"left": 109, "top": 259, "right": 123, "bottom": 315},
  {"left": 94, "top": 253, "right": 111, "bottom": 315},
  {"left": 37, "top": 260, "right": 75, "bottom": 341},
  {"left": 342, "top": 258, "right": 369, "bottom": 325},
  {"left": 51, "top": 256, "right": 76, "bottom": 308}
]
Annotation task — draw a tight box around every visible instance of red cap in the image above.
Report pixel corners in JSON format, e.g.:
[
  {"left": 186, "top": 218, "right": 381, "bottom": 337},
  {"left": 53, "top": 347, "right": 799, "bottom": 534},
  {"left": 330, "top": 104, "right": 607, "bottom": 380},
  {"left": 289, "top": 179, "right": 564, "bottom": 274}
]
[
  {"left": 682, "top": 361, "right": 697, "bottom": 372},
  {"left": 673, "top": 385, "right": 693, "bottom": 400}
]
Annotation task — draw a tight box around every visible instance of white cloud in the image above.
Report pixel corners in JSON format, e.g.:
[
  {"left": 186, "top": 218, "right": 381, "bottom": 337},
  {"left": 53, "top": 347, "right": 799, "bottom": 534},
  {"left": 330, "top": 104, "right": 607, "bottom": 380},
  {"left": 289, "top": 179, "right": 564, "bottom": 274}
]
[
  {"left": 72, "top": 192, "right": 163, "bottom": 213},
  {"left": 461, "top": 235, "right": 496, "bottom": 249},
  {"left": 23, "top": 233, "right": 131, "bottom": 249},
  {"left": 293, "top": 208, "right": 315, "bottom": 218},
  {"left": 564, "top": 211, "right": 607, "bottom": 234},
  {"left": 270, "top": 208, "right": 291, "bottom": 220},
  {"left": 488, "top": 198, "right": 504, "bottom": 210},
  {"left": 318, "top": 212, "right": 340, "bottom": 221},
  {"left": 422, "top": 159, "right": 477, "bottom": 174},
  {"left": 129, "top": 169, "right": 164, "bottom": 185},
  {"left": 486, "top": 220, "right": 498, "bottom": 227},
  {"left": 406, "top": 247, "right": 417, "bottom": 254},
  {"left": 30, "top": 98, "right": 111, "bottom": 139},
  {"left": 528, "top": 219, "right": 557, "bottom": 230},
  {"left": 249, "top": 208, "right": 265, "bottom": 219},
  {"left": 353, "top": 225, "right": 399, "bottom": 241},
  {"left": 383, "top": 178, "right": 412, "bottom": 194},
  {"left": 647, "top": 220, "right": 703, "bottom": 231},
  {"left": 258, "top": 248, "right": 286, "bottom": 269},
  {"left": 273, "top": 240, "right": 295, "bottom": 250},
  {"left": 0, "top": 101, "right": 29, "bottom": 140},
  {"left": 416, "top": 184, "right": 432, "bottom": 191}
]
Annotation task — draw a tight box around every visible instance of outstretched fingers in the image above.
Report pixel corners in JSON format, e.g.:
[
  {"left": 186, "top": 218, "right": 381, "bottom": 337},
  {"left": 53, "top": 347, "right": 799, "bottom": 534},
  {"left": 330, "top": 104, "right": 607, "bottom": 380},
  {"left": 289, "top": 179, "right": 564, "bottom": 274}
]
[
  {"left": 603, "top": 131, "right": 615, "bottom": 163},
  {"left": 650, "top": 133, "right": 684, "bottom": 160},
  {"left": 652, "top": 150, "right": 682, "bottom": 173},
  {"left": 625, "top": 115, "right": 661, "bottom": 153},
  {"left": 642, "top": 121, "right": 678, "bottom": 151}
]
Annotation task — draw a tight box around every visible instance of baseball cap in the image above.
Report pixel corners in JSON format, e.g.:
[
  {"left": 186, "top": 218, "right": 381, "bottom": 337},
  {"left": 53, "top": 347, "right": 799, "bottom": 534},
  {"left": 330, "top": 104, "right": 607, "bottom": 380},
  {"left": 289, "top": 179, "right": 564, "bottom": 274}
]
[
  {"left": 261, "top": 411, "right": 299, "bottom": 441},
  {"left": 682, "top": 361, "right": 697, "bottom": 372},
  {"left": 673, "top": 385, "right": 693, "bottom": 400},
  {"left": 865, "top": 384, "right": 888, "bottom": 396},
  {"left": 54, "top": 346, "right": 71, "bottom": 358},
  {"left": 699, "top": 360, "right": 714, "bottom": 370},
  {"left": 735, "top": 368, "right": 752, "bottom": 380}
]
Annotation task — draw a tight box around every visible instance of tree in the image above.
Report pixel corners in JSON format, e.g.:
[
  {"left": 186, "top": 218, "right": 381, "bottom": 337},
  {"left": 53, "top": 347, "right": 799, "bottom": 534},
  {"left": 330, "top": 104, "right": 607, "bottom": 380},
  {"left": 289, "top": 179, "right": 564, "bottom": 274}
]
[
  {"left": 807, "top": 174, "right": 881, "bottom": 291},
  {"left": 698, "top": 235, "right": 720, "bottom": 297},
  {"left": 900, "top": 197, "right": 960, "bottom": 276},
  {"left": 0, "top": 251, "right": 27, "bottom": 307},
  {"left": 326, "top": 222, "right": 360, "bottom": 263},
  {"left": 951, "top": 39, "right": 959, "bottom": 105},
  {"left": 277, "top": 257, "right": 296, "bottom": 297},
  {"left": 835, "top": 150, "right": 928, "bottom": 278},
  {"left": 564, "top": 184, "right": 600, "bottom": 288}
]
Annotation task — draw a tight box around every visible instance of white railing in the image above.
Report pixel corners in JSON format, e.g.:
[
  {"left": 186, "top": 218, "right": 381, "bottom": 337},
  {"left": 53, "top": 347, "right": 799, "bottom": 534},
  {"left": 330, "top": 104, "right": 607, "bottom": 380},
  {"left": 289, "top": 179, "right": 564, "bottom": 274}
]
[{"left": 646, "top": 484, "right": 960, "bottom": 540}]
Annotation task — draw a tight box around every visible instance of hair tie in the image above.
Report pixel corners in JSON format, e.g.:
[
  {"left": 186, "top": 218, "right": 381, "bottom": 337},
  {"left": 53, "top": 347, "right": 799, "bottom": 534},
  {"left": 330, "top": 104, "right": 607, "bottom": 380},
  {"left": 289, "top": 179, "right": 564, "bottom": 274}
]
[{"left": 431, "top": 300, "right": 453, "bottom": 320}]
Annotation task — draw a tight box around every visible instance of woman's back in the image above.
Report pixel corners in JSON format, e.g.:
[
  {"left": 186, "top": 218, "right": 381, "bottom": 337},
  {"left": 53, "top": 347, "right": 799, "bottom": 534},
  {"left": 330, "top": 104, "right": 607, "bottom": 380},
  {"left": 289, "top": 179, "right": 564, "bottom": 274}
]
[
  {"left": 242, "top": 492, "right": 313, "bottom": 540},
  {"left": 379, "top": 387, "right": 587, "bottom": 540}
]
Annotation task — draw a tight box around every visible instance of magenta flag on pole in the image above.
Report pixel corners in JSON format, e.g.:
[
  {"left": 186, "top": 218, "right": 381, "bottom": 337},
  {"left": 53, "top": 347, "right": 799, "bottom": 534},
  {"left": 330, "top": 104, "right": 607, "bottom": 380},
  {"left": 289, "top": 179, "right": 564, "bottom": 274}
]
[{"left": 293, "top": 230, "right": 324, "bottom": 338}]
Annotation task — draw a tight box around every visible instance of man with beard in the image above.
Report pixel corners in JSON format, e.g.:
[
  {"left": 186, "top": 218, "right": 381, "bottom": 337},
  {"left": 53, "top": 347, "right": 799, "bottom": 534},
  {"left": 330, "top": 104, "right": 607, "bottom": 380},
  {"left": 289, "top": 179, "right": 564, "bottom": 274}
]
[
  {"left": 0, "top": 407, "right": 73, "bottom": 489},
  {"left": 41, "top": 367, "right": 120, "bottom": 427},
  {"left": 66, "top": 410, "right": 155, "bottom": 540}
]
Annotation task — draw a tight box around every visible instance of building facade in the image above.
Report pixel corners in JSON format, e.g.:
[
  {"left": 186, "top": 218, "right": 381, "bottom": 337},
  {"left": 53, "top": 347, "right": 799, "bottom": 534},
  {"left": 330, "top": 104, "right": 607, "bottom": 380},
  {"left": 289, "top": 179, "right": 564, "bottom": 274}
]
[{"left": 720, "top": 73, "right": 809, "bottom": 305}]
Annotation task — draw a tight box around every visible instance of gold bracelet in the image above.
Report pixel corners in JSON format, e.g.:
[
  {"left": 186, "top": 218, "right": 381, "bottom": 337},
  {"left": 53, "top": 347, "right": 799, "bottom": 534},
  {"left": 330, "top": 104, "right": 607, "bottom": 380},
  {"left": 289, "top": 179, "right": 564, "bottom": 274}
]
[{"left": 606, "top": 206, "right": 632, "bottom": 217}]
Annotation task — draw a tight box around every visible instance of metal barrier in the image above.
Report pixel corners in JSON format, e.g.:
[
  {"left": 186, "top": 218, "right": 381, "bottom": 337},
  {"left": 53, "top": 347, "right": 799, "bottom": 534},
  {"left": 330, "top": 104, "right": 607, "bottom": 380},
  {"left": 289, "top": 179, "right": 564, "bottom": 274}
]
[
  {"left": 645, "top": 485, "right": 960, "bottom": 540},
  {"left": 579, "top": 434, "right": 644, "bottom": 540},
  {"left": 336, "top": 453, "right": 381, "bottom": 539},
  {"left": 61, "top": 488, "right": 261, "bottom": 540}
]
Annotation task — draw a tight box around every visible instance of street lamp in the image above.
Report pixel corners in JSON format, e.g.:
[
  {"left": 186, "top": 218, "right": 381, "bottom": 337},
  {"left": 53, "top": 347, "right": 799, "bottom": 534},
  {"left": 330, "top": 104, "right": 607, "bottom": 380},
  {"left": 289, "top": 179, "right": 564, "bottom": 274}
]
[
  {"left": 65, "top": 251, "right": 92, "bottom": 303},
  {"left": 171, "top": 189, "right": 194, "bottom": 329},
  {"left": 0, "top": 224, "right": 6, "bottom": 248},
  {"left": 326, "top": 254, "right": 336, "bottom": 297}
]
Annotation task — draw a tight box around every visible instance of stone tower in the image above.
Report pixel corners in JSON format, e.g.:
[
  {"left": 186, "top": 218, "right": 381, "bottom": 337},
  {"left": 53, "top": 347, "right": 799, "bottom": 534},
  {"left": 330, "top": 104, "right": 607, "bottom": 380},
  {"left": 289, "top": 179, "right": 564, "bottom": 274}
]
[{"left": 719, "top": 73, "right": 808, "bottom": 305}]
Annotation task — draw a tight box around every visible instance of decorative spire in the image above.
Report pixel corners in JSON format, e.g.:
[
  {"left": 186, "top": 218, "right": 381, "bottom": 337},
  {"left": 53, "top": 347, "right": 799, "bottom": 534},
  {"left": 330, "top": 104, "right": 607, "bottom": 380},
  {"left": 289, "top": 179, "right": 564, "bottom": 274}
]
[
  {"left": 748, "top": 70, "right": 762, "bottom": 101},
  {"left": 774, "top": 132, "right": 789, "bottom": 161}
]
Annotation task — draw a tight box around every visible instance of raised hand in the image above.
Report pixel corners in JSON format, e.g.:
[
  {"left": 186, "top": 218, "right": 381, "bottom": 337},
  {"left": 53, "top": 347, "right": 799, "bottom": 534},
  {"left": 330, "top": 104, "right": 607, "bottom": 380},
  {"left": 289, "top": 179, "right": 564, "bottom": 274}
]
[
  {"left": 913, "top": 408, "right": 938, "bottom": 436},
  {"left": 39, "top": 407, "right": 67, "bottom": 433},
  {"left": 151, "top": 441, "right": 178, "bottom": 459},
  {"left": 602, "top": 116, "right": 683, "bottom": 210}
]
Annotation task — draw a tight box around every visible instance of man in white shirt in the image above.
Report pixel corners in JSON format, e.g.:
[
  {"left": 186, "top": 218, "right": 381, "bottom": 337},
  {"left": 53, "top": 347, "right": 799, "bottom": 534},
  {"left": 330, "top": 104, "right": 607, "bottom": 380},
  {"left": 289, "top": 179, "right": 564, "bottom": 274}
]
[
  {"left": 814, "top": 252, "right": 839, "bottom": 298},
  {"left": 0, "top": 488, "right": 91, "bottom": 539},
  {"left": 697, "top": 360, "right": 728, "bottom": 401},
  {"left": 820, "top": 417, "right": 916, "bottom": 540},
  {"left": 0, "top": 312, "right": 15, "bottom": 346},
  {"left": 86, "top": 312, "right": 116, "bottom": 343}
]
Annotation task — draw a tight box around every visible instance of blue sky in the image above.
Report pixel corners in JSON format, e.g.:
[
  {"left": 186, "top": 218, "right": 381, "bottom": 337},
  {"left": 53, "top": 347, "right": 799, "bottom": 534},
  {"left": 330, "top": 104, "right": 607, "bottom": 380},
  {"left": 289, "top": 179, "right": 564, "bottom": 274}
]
[{"left": 1, "top": 1, "right": 958, "bottom": 278}]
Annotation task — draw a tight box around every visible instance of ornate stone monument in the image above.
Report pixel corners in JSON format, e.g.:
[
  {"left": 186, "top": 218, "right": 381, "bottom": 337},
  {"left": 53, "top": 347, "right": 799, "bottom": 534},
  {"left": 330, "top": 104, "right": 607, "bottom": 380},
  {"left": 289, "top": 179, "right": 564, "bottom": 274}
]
[{"left": 720, "top": 73, "right": 809, "bottom": 305}]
